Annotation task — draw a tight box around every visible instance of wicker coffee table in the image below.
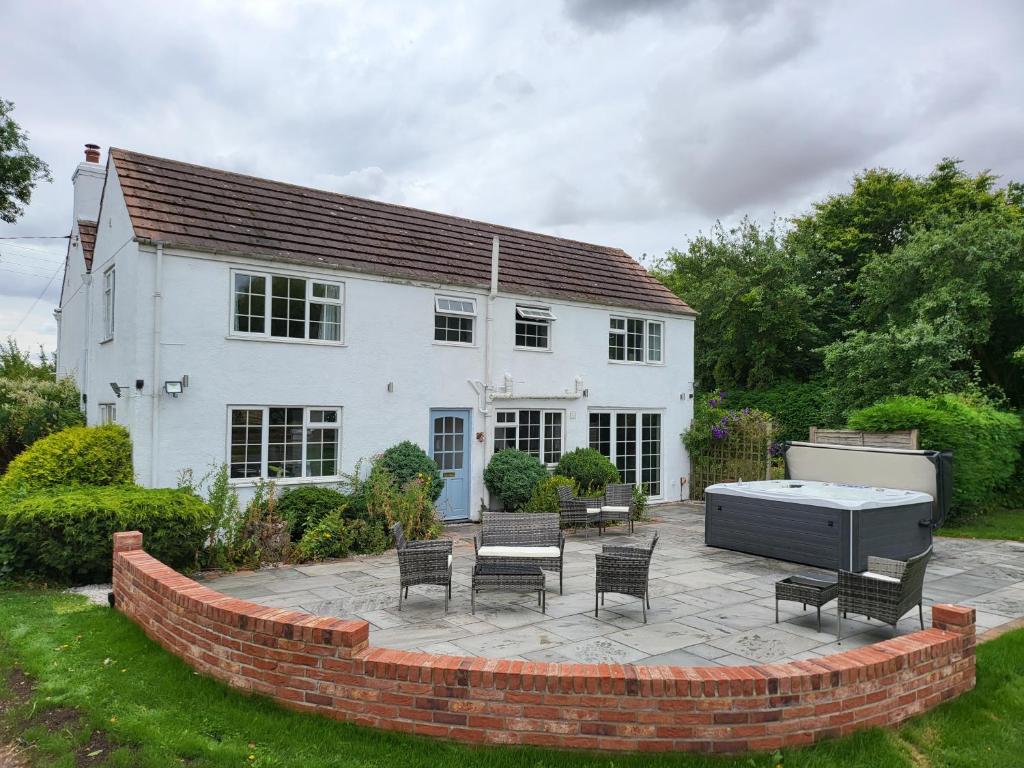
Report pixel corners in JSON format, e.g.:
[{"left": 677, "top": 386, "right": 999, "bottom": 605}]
[
  {"left": 775, "top": 572, "right": 838, "bottom": 632},
  {"left": 471, "top": 563, "right": 545, "bottom": 615}
]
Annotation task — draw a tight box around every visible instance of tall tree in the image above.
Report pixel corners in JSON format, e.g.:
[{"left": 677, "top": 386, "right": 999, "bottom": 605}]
[
  {"left": 0, "top": 99, "right": 51, "bottom": 224},
  {"left": 654, "top": 218, "right": 825, "bottom": 390}
]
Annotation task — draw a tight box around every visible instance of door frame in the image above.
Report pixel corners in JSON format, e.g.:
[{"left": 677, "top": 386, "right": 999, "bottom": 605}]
[{"left": 429, "top": 407, "right": 472, "bottom": 521}]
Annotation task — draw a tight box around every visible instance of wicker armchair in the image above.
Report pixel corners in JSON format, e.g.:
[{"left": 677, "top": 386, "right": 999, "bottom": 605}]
[
  {"left": 600, "top": 483, "right": 636, "bottom": 534},
  {"left": 595, "top": 532, "right": 659, "bottom": 623},
  {"left": 474, "top": 513, "right": 565, "bottom": 593},
  {"left": 556, "top": 485, "right": 603, "bottom": 534},
  {"left": 392, "top": 523, "right": 453, "bottom": 613},
  {"left": 836, "top": 546, "right": 932, "bottom": 641}
]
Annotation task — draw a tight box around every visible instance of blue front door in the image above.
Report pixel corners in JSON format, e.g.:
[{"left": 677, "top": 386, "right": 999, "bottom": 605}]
[{"left": 430, "top": 409, "right": 471, "bottom": 521}]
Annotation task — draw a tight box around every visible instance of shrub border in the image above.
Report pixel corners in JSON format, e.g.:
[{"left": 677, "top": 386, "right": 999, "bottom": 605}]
[{"left": 112, "top": 531, "right": 976, "bottom": 754}]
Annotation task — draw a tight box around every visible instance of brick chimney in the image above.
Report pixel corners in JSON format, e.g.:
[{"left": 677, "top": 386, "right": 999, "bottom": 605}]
[{"left": 72, "top": 143, "right": 105, "bottom": 222}]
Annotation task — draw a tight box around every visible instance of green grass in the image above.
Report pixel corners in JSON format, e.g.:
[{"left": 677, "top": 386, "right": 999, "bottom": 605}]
[
  {"left": 939, "top": 506, "right": 1024, "bottom": 542},
  {"left": 0, "top": 588, "right": 1022, "bottom": 767}
]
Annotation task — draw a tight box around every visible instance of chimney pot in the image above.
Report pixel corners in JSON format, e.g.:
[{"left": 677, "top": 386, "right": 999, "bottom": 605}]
[{"left": 84, "top": 144, "right": 101, "bottom": 163}]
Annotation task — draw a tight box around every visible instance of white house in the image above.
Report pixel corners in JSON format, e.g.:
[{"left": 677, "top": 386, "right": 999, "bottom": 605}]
[{"left": 55, "top": 145, "right": 697, "bottom": 521}]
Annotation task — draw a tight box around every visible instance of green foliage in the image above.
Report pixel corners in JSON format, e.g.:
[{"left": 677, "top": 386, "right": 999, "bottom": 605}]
[
  {"left": 0, "top": 486, "right": 213, "bottom": 584},
  {"left": 0, "top": 424, "right": 132, "bottom": 497},
  {"left": 0, "top": 100, "right": 52, "bottom": 224},
  {"left": 0, "top": 338, "right": 83, "bottom": 471},
  {"left": 847, "top": 394, "right": 1024, "bottom": 517},
  {"left": 377, "top": 441, "right": 442, "bottom": 502},
  {"left": 653, "top": 218, "right": 826, "bottom": 389},
  {"left": 554, "top": 448, "right": 619, "bottom": 494},
  {"left": 724, "top": 380, "right": 837, "bottom": 443},
  {"left": 632, "top": 483, "right": 649, "bottom": 521},
  {"left": 684, "top": 393, "right": 776, "bottom": 497},
  {"left": 292, "top": 508, "right": 358, "bottom": 562},
  {"left": 484, "top": 449, "right": 548, "bottom": 510},
  {"left": 276, "top": 485, "right": 348, "bottom": 539},
  {"left": 227, "top": 480, "right": 289, "bottom": 569},
  {"left": 525, "top": 474, "right": 577, "bottom": 513},
  {"left": 176, "top": 463, "right": 245, "bottom": 571},
  {"left": 364, "top": 465, "right": 440, "bottom": 540}
]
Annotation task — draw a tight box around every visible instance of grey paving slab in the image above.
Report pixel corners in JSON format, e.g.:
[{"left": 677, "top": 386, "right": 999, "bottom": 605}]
[{"left": 196, "top": 504, "right": 1024, "bottom": 666}]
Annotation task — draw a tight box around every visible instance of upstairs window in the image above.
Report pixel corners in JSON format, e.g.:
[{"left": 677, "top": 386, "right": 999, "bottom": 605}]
[
  {"left": 609, "top": 316, "right": 663, "bottom": 364},
  {"left": 232, "top": 270, "right": 343, "bottom": 342},
  {"left": 515, "top": 305, "right": 555, "bottom": 350},
  {"left": 102, "top": 267, "right": 115, "bottom": 340},
  {"left": 434, "top": 296, "right": 476, "bottom": 344}
]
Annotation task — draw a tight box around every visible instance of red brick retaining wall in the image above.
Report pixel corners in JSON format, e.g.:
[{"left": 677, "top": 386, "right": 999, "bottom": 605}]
[{"left": 112, "top": 531, "right": 976, "bottom": 753}]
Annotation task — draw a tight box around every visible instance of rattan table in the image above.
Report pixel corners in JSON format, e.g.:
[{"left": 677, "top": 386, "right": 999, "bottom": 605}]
[
  {"left": 775, "top": 572, "right": 838, "bottom": 632},
  {"left": 471, "top": 563, "right": 546, "bottom": 615}
]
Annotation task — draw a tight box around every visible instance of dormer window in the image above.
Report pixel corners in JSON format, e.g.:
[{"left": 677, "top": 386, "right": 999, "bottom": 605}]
[
  {"left": 434, "top": 296, "right": 476, "bottom": 344},
  {"left": 515, "top": 305, "right": 555, "bottom": 350}
]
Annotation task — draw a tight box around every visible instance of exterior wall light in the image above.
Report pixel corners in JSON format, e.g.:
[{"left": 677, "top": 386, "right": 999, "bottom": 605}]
[{"left": 164, "top": 380, "right": 184, "bottom": 397}]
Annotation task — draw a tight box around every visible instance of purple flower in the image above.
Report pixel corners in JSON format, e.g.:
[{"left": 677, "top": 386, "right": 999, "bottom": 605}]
[
  {"left": 742, "top": 407, "right": 751, "bottom": 416},
  {"left": 711, "top": 425, "right": 729, "bottom": 440},
  {"left": 720, "top": 416, "right": 729, "bottom": 426},
  {"left": 769, "top": 441, "right": 783, "bottom": 457},
  {"left": 708, "top": 397, "right": 720, "bottom": 408}
]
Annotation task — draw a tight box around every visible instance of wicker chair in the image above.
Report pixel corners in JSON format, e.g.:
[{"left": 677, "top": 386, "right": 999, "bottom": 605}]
[
  {"left": 595, "top": 532, "right": 658, "bottom": 623},
  {"left": 836, "top": 546, "right": 932, "bottom": 641},
  {"left": 600, "top": 483, "right": 636, "bottom": 534},
  {"left": 392, "top": 522, "right": 453, "bottom": 613},
  {"left": 473, "top": 513, "right": 565, "bottom": 593},
  {"left": 556, "top": 485, "right": 603, "bottom": 534}
]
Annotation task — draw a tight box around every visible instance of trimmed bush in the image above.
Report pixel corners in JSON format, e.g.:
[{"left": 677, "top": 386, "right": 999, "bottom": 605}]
[
  {"left": 554, "top": 448, "right": 619, "bottom": 494},
  {"left": 526, "top": 475, "right": 577, "bottom": 513},
  {"left": 0, "top": 424, "right": 133, "bottom": 497},
  {"left": 724, "top": 380, "right": 839, "bottom": 444},
  {"left": 276, "top": 485, "right": 347, "bottom": 539},
  {"left": 484, "top": 449, "right": 547, "bottom": 511},
  {"left": 377, "top": 441, "right": 442, "bottom": 502},
  {"left": 292, "top": 509, "right": 357, "bottom": 563},
  {"left": 0, "top": 486, "right": 213, "bottom": 584},
  {"left": 847, "top": 394, "right": 1024, "bottom": 517}
]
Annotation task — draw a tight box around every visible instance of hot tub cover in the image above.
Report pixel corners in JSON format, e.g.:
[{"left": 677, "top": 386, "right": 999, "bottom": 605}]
[{"left": 704, "top": 479, "right": 932, "bottom": 511}]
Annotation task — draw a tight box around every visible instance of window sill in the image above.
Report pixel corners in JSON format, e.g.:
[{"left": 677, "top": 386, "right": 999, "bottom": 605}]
[
  {"left": 433, "top": 340, "right": 478, "bottom": 348},
  {"left": 225, "top": 334, "right": 347, "bottom": 348},
  {"left": 99, "top": 337, "right": 113, "bottom": 345},
  {"left": 228, "top": 475, "right": 343, "bottom": 488},
  {"left": 514, "top": 346, "right": 553, "bottom": 353},
  {"left": 607, "top": 359, "right": 664, "bottom": 367}
]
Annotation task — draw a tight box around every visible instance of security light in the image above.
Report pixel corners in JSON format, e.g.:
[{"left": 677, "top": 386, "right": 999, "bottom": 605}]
[
  {"left": 164, "top": 380, "right": 184, "bottom": 397},
  {"left": 110, "top": 382, "right": 122, "bottom": 398}
]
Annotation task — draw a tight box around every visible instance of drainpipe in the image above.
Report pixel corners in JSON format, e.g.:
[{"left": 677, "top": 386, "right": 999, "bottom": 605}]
[
  {"left": 481, "top": 236, "right": 499, "bottom": 515},
  {"left": 81, "top": 273, "right": 93, "bottom": 418},
  {"left": 150, "top": 242, "right": 164, "bottom": 487}
]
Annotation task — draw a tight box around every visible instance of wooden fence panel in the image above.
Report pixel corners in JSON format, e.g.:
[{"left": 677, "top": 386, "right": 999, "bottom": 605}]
[{"left": 808, "top": 427, "right": 919, "bottom": 450}]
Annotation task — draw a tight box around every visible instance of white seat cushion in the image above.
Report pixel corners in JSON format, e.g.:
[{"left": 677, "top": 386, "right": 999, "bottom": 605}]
[
  {"left": 861, "top": 571, "right": 900, "bottom": 583},
  {"left": 601, "top": 505, "right": 630, "bottom": 513},
  {"left": 447, "top": 555, "right": 453, "bottom": 568},
  {"left": 476, "top": 545, "right": 561, "bottom": 559},
  {"left": 586, "top": 508, "right": 601, "bottom": 515}
]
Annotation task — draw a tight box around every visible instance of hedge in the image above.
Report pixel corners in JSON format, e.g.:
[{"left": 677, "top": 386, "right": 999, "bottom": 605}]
[
  {"left": 483, "top": 450, "right": 547, "bottom": 511},
  {"left": 847, "top": 394, "right": 1024, "bottom": 517},
  {"left": 0, "top": 424, "right": 133, "bottom": 497},
  {"left": 377, "top": 441, "right": 442, "bottom": 502},
  {"left": 276, "top": 485, "right": 348, "bottom": 539},
  {"left": 554, "top": 448, "right": 619, "bottom": 494},
  {"left": 526, "top": 475, "right": 577, "bottom": 513},
  {"left": 723, "top": 380, "right": 839, "bottom": 444},
  {"left": 0, "top": 486, "right": 214, "bottom": 584}
]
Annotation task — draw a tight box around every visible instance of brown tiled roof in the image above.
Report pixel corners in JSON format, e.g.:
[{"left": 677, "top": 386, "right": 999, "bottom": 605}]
[
  {"left": 77, "top": 219, "right": 97, "bottom": 271},
  {"left": 109, "top": 148, "right": 694, "bottom": 316}
]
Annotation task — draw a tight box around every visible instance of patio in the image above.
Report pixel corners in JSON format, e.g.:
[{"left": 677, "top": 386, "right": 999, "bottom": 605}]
[{"left": 199, "top": 504, "right": 1024, "bottom": 666}]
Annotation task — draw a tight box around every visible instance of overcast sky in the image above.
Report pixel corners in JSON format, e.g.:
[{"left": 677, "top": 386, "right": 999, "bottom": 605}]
[{"left": 2, "top": 0, "right": 1022, "bottom": 355}]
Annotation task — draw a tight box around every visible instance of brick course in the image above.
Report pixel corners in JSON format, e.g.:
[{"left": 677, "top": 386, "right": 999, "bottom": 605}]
[{"left": 112, "top": 531, "right": 976, "bottom": 753}]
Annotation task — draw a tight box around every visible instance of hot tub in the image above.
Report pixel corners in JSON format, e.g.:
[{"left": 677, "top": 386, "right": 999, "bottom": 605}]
[{"left": 703, "top": 443, "right": 951, "bottom": 571}]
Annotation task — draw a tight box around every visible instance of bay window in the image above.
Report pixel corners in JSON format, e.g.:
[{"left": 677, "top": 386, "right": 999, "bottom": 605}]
[
  {"left": 232, "top": 270, "right": 343, "bottom": 342},
  {"left": 229, "top": 406, "right": 341, "bottom": 480}
]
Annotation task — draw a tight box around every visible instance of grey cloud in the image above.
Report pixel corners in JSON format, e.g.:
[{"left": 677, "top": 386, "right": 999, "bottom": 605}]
[{"left": 564, "top": 0, "right": 769, "bottom": 31}]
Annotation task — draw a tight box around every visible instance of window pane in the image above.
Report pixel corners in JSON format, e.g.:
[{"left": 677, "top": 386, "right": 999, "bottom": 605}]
[
  {"left": 233, "top": 273, "right": 266, "bottom": 334},
  {"left": 641, "top": 413, "right": 662, "bottom": 496},
  {"left": 626, "top": 319, "right": 645, "bottom": 362},
  {"left": 615, "top": 413, "right": 637, "bottom": 485},
  {"left": 312, "top": 282, "right": 341, "bottom": 300},
  {"left": 267, "top": 407, "right": 302, "bottom": 477},
  {"left": 310, "top": 302, "right": 341, "bottom": 341},
  {"left": 435, "top": 314, "right": 474, "bottom": 343},
  {"left": 648, "top": 322, "right": 663, "bottom": 363},
  {"left": 229, "top": 408, "right": 263, "bottom": 479},
  {"left": 306, "top": 426, "right": 338, "bottom": 477},
  {"left": 517, "top": 410, "right": 541, "bottom": 459},
  {"left": 543, "top": 412, "right": 563, "bottom": 464},
  {"left": 589, "top": 413, "right": 611, "bottom": 457},
  {"left": 516, "top": 319, "right": 549, "bottom": 349},
  {"left": 271, "top": 276, "right": 306, "bottom": 339}
]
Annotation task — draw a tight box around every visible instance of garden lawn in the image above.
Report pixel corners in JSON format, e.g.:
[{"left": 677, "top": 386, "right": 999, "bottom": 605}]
[
  {"left": 939, "top": 506, "right": 1024, "bottom": 542},
  {"left": 1, "top": 588, "right": 1022, "bottom": 768}
]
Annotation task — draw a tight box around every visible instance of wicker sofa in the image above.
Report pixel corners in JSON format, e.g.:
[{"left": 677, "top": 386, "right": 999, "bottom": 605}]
[
  {"left": 557, "top": 484, "right": 636, "bottom": 535},
  {"left": 473, "top": 513, "right": 566, "bottom": 593}
]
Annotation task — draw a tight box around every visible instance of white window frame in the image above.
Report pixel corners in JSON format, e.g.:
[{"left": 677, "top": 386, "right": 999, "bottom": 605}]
[
  {"left": 102, "top": 267, "right": 115, "bottom": 341},
  {"left": 493, "top": 408, "right": 565, "bottom": 467},
  {"left": 229, "top": 269, "right": 345, "bottom": 344},
  {"left": 433, "top": 294, "right": 477, "bottom": 346},
  {"left": 227, "top": 405, "right": 342, "bottom": 483},
  {"left": 588, "top": 409, "right": 664, "bottom": 498},
  {"left": 97, "top": 402, "right": 116, "bottom": 425},
  {"left": 608, "top": 316, "right": 664, "bottom": 365},
  {"left": 514, "top": 305, "right": 555, "bottom": 351}
]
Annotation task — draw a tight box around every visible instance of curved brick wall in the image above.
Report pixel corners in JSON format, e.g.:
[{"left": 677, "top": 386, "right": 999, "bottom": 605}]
[{"left": 112, "top": 531, "right": 976, "bottom": 753}]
